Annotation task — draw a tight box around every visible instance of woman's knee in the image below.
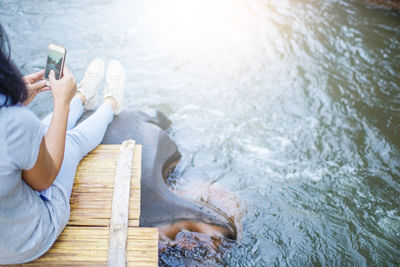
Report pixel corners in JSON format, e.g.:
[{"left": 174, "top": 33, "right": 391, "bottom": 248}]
[{"left": 66, "top": 131, "right": 89, "bottom": 159}]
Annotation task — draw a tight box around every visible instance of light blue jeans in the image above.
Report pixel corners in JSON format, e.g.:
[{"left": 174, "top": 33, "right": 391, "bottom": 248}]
[{"left": 41, "top": 96, "right": 114, "bottom": 199}]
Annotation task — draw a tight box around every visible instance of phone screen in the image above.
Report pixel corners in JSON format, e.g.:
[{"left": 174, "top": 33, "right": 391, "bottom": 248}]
[{"left": 44, "top": 45, "right": 66, "bottom": 80}]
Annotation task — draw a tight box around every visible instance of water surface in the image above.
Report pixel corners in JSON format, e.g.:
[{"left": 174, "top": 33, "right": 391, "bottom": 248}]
[{"left": 1, "top": 0, "right": 399, "bottom": 265}]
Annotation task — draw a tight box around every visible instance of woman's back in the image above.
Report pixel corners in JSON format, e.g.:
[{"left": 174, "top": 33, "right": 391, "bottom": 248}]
[{"left": 0, "top": 101, "right": 56, "bottom": 264}]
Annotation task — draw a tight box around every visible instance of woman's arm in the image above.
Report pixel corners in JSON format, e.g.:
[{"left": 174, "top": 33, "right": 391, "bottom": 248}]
[{"left": 22, "top": 66, "right": 76, "bottom": 191}]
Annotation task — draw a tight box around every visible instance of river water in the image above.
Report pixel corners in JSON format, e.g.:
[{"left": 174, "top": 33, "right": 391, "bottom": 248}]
[{"left": 1, "top": 0, "right": 399, "bottom": 266}]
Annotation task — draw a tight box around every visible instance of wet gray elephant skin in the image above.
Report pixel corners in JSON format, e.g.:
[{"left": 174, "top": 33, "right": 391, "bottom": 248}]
[{"left": 80, "top": 110, "right": 235, "bottom": 240}]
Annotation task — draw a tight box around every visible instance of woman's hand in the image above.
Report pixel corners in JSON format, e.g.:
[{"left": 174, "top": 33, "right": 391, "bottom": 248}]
[
  {"left": 49, "top": 65, "right": 77, "bottom": 107},
  {"left": 22, "top": 69, "right": 50, "bottom": 106}
]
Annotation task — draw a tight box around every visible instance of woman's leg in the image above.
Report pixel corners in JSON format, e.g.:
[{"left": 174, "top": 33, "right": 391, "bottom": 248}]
[
  {"left": 42, "top": 96, "right": 84, "bottom": 130},
  {"left": 49, "top": 59, "right": 123, "bottom": 199},
  {"left": 53, "top": 102, "right": 114, "bottom": 198}
]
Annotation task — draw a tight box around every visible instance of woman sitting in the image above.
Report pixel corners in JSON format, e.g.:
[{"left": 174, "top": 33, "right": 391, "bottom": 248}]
[{"left": 0, "top": 24, "right": 125, "bottom": 264}]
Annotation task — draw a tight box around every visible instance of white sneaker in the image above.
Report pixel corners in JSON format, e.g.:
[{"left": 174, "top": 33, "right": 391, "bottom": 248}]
[
  {"left": 77, "top": 58, "right": 105, "bottom": 109},
  {"left": 103, "top": 60, "right": 125, "bottom": 115}
]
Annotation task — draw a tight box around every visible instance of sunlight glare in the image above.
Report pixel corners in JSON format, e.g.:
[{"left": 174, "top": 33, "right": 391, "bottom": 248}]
[{"left": 151, "top": 0, "right": 256, "bottom": 58}]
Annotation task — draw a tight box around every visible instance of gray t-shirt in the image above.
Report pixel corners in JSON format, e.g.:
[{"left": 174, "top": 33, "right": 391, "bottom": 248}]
[{"left": 0, "top": 103, "right": 61, "bottom": 264}]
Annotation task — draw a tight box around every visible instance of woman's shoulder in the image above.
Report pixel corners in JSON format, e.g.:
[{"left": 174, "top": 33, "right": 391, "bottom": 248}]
[
  {"left": 0, "top": 102, "right": 38, "bottom": 121},
  {"left": 0, "top": 102, "right": 42, "bottom": 141}
]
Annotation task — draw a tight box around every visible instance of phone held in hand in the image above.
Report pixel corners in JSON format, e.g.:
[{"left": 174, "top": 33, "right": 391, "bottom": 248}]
[{"left": 44, "top": 43, "right": 67, "bottom": 83}]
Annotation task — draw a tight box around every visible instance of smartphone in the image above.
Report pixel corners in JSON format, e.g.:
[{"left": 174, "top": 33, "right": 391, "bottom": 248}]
[{"left": 44, "top": 43, "right": 66, "bottom": 81}]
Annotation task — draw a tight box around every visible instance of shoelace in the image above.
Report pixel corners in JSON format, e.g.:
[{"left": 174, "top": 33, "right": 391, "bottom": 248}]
[{"left": 106, "top": 75, "right": 121, "bottom": 98}]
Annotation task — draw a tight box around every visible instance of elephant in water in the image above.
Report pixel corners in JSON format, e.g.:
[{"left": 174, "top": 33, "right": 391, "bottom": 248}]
[{"left": 80, "top": 110, "right": 236, "bottom": 243}]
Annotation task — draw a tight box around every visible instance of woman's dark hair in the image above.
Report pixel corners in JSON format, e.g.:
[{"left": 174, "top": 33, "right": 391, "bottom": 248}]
[{"left": 0, "top": 24, "right": 27, "bottom": 107}]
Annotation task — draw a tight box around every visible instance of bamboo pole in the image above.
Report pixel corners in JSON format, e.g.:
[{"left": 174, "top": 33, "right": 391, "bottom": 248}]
[{"left": 107, "top": 140, "right": 135, "bottom": 267}]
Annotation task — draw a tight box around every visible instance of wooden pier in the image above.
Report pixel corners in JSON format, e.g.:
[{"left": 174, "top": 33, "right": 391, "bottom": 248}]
[{"left": 13, "top": 141, "right": 158, "bottom": 266}]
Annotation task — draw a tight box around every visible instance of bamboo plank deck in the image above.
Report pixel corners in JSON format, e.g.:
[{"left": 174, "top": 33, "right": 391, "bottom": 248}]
[
  {"left": 70, "top": 144, "right": 141, "bottom": 227},
  {"left": 21, "top": 227, "right": 158, "bottom": 266},
  {"left": 14, "top": 143, "right": 158, "bottom": 267}
]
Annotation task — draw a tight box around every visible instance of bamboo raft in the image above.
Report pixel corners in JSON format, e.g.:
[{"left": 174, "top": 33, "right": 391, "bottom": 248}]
[{"left": 11, "top": 141, "right": 158, "bottom": 266}]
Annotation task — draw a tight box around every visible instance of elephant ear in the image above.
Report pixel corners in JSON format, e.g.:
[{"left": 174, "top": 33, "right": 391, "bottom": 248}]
[{"left": 133, "top": 110, "right": 171, "bottom": 131}]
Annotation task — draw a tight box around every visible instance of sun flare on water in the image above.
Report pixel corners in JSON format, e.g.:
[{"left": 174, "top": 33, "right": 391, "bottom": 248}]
[{"left": 148, "top": 0, "right": 262, "bottom": 60}]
